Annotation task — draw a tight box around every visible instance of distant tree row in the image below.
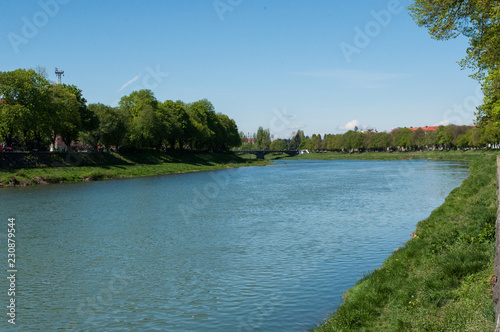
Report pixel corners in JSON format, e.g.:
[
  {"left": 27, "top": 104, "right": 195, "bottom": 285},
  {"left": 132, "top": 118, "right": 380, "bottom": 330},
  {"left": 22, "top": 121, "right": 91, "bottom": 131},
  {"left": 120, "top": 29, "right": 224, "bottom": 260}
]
[
  {"left": 240, "top": 125, "right": 495, "bottom": 152},
  {"left": 238, "top": 127, "right": 305, "bottom": 150},
  {"left": 316, "top": 126, "right": 479, "bottom": 151},
  {"left": 0, "top": 68, "right": 240, "bottom": 152}
]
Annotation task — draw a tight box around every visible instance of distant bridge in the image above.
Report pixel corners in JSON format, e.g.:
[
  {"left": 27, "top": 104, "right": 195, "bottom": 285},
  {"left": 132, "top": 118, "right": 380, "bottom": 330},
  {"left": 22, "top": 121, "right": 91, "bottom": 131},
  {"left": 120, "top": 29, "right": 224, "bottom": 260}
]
[{"left": 233, "top": 150, "right": 299, "bottom": 160}]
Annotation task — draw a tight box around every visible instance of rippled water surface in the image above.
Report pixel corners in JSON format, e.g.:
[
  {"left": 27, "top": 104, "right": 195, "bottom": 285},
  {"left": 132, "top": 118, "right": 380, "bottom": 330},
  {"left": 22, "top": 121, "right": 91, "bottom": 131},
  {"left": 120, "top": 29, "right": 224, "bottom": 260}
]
[{"left": 0, "top": 159, "right": 469, "bottom": 331}]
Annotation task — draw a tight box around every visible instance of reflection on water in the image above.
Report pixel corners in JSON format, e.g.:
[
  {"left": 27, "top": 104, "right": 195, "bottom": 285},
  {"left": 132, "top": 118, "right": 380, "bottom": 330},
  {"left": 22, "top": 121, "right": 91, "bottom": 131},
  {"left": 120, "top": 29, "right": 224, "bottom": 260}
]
[{"left": 0, "top": 159, "right": 468, "bottom": 331}]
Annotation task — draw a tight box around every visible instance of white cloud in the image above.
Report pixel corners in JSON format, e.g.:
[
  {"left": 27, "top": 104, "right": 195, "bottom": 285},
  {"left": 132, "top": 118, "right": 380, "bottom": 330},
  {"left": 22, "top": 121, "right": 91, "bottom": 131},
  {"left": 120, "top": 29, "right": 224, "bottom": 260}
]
[
  {"left": 340, "top": 119, "right": 360, "bottom": 130},
  {"left": 435, "top": 120, "right": 450, "bottom": 126}
]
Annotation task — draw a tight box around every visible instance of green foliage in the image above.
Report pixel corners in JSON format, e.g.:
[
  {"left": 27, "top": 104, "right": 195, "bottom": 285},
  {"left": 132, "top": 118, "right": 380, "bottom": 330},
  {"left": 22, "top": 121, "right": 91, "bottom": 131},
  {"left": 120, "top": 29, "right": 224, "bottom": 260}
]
[
  {"left": 409, "top": 0, "right": 500, "bottom": 78},
  {"left": 270, "top": 139, "right": 288, "bottom": 150},
  {"left": 0, "top": 69, "right": 240, "bottom": 153},
  {"left": 290, "top": 130, "right": 304, "bottom": 150},
  {"left": 270, "top": 125, "right": 484, "bottom": 153},
  {"left": 49, "top": 84, "right": 82, "bottom": 149},
  {"left": 393, "top": 128, "right": 413, "bottom": 148},
  {"left": 0, "top": 68, "right": 51, "bottom": 149},
  {"left": 181, "top": 98, "right": 240, "bottom": 151},
  {"left": 0, "top": 69, "right": 90, "bottom": 151},
  {"left": 85, "top": 103, "right": 128, "bottom": 149},
  {"left": 256, "top": 126, "right": 271, "bottom": 149}
]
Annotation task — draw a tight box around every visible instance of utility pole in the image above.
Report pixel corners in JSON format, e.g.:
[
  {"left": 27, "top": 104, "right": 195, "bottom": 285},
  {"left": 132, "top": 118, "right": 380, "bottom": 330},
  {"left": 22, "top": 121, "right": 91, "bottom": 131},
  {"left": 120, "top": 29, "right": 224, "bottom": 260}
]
[{"left": 55, "top": 68, "right": 64, "bottom": 84}]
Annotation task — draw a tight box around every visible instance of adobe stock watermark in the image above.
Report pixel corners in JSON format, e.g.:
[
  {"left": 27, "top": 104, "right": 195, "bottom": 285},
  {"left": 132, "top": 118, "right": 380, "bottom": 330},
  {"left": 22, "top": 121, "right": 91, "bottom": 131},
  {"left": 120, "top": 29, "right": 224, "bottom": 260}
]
[
  {"left": 237, "top": 293, "right": 285, "bottom": 332},
  {"left": 178, "top": 170, "right": 231, "bottom": 224},
  {"left": 113, "top": 64, "right": 169, "bottom": 105},
  {"left": 269, "top": 107, "right": 296, "bottom": 139},
  {"left": 63, "top": 268, "right": 133, "bottom": 331},
  {"left": 7, "top": 0, "right": 70, "bottom": 54},
  {"left": 339, "top": 0, "right": 403, "bottom": 63},
  {"left": 236, "top": 265, "right": 305, "bottom": 332},
  {"left": 213, "top": 0, "right": 244, "bottom": 21},
  {"left": 51, "top": 151, "right": 83, "bottom": 168},
  {"left": 441, "top": 84, "right": 482, "bottom": 126}
]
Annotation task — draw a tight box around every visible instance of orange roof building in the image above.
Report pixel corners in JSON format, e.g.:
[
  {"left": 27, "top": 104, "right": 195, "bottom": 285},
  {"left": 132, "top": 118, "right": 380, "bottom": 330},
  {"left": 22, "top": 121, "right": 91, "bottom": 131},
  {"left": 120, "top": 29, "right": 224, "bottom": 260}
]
[{"left": 409, "top": 126, "right": 439, "bottom": 132}]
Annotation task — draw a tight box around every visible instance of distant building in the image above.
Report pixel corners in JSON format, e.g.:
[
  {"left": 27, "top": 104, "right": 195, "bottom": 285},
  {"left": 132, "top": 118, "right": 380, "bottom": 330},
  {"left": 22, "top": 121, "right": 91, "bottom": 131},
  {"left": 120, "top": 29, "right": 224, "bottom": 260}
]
[
  {"left": 53, "top": 135, "right": 67, "bottom": 151},
  {"left": 409, "top": 126, "right": 439, "bottom": 132},
  {"left": 359, "top": 129, "right": 378, "bottom": 133},
  {"left": 246, "top": 138, "right": 256, "bottom": 144}
]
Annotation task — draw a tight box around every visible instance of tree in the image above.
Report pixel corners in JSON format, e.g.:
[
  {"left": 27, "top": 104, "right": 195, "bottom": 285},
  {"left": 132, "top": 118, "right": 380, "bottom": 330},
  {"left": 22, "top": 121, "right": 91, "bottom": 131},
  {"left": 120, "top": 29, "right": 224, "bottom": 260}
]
[
  {"left": 63, "top": 84, "right": 97, "bottom": 134},
  {"left": 352, "top": 132, "right": 364, "bottom": 150},
  {"left": 424, "top": 131, "right": 436, "bottom": 148},
  {"left": 434, "top": 125, "right": 447, "bottom": 148},
  {"left": 162, "top": 100, "right": 195, "bottom": 149},
  {"left": 363, "top": 132, "right": 377, "bottom": 151},
  {"left": 481, "top": 120, "right": 500, "bottom": 145},
  {"left": 409, "top": 1, "right": 500, "bottom": 135},
  {"left": 343, "top": 130, "right": 354, "bottom": 150},
  {"left": 119, "top": 89, "right": 158, "bottom": 118},
  {"left": 457, "top": 131, "right": 470, "bottom": 148},
  {"left": 0, "top": 104, "right": 25, "bottom": 147},
  {"left": 309, "top": 134, "right": 323, "bottom": 150},
  {"left": 256, "top": 126, "right": 271, "bottom": 150},
  {"left": 411, "top": 128, "right": 426, "bottom": 148},
  {"left": 329, "top": 134, "right": 346, "bottom": 151},
  {"left": 476, "top": 69, "right": 500, "bottom": 137},
  {"left": 444, "top": 125, "right": 457, "bottom": 148},
  {"left": 82, "top": 103, "right": 128, "bottom": 150},
  {"left": 119, "top": 90, "right": 167, "bottom": 149},
  {"left": 375, "top": 132, "right": 391, "bottom": 150},
  {"left": 187, "top": 99, "right": 216, "bottom": 150},
  {"left": 129, "top": 105, "right": 164, "bottom": 148},
  {"left": 216, "top": 113, "right": 241, "bottom": 150},
  {"left": 270, "top": 139, "right": 288, "bottom": 150},
  {"left": 409, "top": 0, "right": 500, "bottom": 80},
  {"left": 290, "top": 130, "right": 304, "bottom": 150},
  {"left": 0, "top": 69, "right": 51, "bottom": 149},
  {"left": 392, "top": 128, "right": 413, "bottom": 149},
  {"left": 239, "top": 131, "right": 247, "bottom": 145},
  {"left": 49, "top": 84, "right": 81, "bottom": 150},
  {"left": 469, "top": 126, "right": 485, "bottom": 146}
]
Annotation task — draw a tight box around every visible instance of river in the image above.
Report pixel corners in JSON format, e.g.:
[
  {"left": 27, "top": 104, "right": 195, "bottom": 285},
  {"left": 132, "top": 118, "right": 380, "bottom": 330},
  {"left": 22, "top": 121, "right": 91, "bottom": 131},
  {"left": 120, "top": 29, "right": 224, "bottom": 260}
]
[{"left": 0, "top": 159, "right": 469, "bottom": 331}]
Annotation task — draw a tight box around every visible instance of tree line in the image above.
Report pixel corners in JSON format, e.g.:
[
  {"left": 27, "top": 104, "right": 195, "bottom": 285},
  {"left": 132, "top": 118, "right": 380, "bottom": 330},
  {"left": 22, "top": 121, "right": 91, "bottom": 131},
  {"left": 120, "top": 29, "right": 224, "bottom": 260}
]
[
  {"left": 0, "top": 68, "right": 241, "bottom": 152},
  {"left": 240, "top": 124, "right": 494, "bottom": 152}
]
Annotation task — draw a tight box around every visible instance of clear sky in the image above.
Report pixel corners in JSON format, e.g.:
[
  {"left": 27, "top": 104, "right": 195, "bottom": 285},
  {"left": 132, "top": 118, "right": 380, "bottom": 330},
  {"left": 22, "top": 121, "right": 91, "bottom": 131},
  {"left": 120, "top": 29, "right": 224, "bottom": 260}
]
[{"left": 1, "top": 0, "right": 481, "bottom": 138}]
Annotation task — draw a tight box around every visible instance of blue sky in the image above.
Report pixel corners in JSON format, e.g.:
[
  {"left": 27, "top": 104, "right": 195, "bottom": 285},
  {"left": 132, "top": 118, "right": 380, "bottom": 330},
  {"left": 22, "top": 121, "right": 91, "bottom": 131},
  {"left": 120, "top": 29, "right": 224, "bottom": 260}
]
[{"left": 1, "top": 0, "right": 481, "bottom": 138}]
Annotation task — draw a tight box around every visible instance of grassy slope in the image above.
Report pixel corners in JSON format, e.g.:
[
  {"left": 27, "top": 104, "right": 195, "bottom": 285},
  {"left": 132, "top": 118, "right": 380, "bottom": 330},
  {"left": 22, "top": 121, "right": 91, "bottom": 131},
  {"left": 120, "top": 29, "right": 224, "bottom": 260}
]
[
  {"left": 0, "top": 150, "right": 267, "bottom": 187},
  {"left": 311, "top": 152, "right": 497, "bottom": 331}
]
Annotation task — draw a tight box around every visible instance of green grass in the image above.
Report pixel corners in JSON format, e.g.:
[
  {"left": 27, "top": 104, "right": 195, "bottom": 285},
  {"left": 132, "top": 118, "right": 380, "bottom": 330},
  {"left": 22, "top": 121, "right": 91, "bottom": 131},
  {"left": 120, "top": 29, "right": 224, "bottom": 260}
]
[
  {"left": 314, "top": 154, "right": 497, "bottom": 331},
  {"left": 0, "top": 150, "right": 269, "bottom": 187}
]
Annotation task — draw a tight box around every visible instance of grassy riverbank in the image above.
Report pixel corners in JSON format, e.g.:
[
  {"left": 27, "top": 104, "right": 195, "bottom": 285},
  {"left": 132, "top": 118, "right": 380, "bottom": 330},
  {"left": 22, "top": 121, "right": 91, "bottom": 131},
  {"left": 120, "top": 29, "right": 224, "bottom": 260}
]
[
  {"left": 313, "top": 153, "right": 497, "bottom": 331},
  {"left": 0, "top": 150, "right": 267, "bottom": 188}
]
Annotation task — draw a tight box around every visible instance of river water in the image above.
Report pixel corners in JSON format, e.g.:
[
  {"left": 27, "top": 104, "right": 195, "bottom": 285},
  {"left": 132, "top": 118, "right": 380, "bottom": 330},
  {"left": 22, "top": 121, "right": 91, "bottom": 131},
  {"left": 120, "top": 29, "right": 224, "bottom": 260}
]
[{"left": 0, "top": 159, "right": 468, "bottom": 331}]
